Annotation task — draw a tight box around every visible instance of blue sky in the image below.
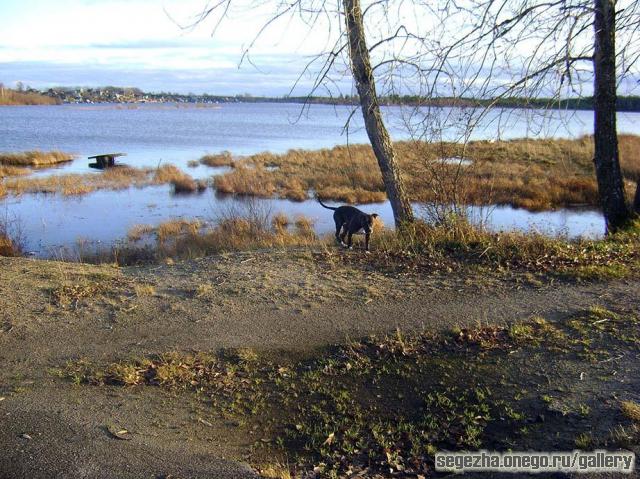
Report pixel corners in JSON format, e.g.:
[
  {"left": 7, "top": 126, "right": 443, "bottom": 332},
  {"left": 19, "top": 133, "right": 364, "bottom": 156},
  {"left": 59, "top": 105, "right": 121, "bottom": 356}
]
[{"left": 0, "top": 0, "right": 343, "bottom": 95}]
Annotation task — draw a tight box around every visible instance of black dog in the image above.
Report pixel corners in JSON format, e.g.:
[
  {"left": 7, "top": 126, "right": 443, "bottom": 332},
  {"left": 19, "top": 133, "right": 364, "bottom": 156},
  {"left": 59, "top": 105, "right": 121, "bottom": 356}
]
[{"left": 318, "top": 199, "right": 379, "bottom": 251}]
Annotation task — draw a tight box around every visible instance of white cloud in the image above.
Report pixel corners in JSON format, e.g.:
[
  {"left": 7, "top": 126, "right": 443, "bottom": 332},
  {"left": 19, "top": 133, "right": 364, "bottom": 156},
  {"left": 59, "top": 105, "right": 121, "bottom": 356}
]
[{"left": 0, "top": 0, "right": 344, "bottom": 93}]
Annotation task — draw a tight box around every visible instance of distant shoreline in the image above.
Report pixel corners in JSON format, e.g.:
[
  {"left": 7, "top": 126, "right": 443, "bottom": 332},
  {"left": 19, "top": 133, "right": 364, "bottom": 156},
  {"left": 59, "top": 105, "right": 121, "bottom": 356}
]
[
  {"left": 6, "top": 85, "right": 635, "bottom": 112},
  {"left": 3, "top": 83, "right": 640, "bottom": 111},
  {"left": 7, "top": 95, "right": 640, "bottom": 112}
]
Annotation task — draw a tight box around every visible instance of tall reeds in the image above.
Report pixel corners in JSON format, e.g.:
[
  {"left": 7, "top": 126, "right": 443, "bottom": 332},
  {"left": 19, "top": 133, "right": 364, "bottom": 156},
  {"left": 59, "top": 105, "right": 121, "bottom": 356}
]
[{"left": 0, "top": 88, "right": 59, "bottom": 106}]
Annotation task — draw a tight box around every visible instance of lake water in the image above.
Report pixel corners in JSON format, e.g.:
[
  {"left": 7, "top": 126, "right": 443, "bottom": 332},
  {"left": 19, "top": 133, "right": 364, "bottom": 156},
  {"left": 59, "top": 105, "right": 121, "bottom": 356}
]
[{"left": 2, "top": 102, "right": 639, "bottom": 256}]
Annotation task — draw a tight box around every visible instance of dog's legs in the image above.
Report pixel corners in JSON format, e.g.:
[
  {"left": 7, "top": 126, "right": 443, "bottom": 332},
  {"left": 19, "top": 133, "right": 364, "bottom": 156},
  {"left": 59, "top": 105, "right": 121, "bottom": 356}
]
[
  {"left": 334, "top": 220, "right": 346, "bottom": 246},
  {"left": 339, "top": 226, "right": 348, "bottom": 247},
  {"left": 346, "top": 231, "right": 354, "bottom": 249},
  {"left": 364, "top": 232, "right": 371, "bottom": 252}
]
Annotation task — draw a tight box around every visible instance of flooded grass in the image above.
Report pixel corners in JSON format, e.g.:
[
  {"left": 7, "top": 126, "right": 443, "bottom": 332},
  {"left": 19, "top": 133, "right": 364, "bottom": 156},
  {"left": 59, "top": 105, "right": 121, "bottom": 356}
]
[
  {"left": 3, "top": 137, "right": 638, "bottom": 212},
  {"left": 200, "top": 151, "right": 234, "bottom": 167},
  {"left": 151, "top": 164, "right": 208, "bottom": 194},
  {"left": 0, "top": 150, "right": 74, "bottom": 167},
  {"left": 0, "top": 166, "right": 31, "bottom": 179},
  {"left": 63, "top": 306, "right": 640, "bottom": 476},
  {"left": 0, "top": 232, "right": 21, "bottom": 256},
  {"left": 3, "top": 163, "right": 205, "bottom": 196},
  {"left": 0, "top": 213, "right": 24, "bottom": 257},
  {"left": 126, "top": 224, "right": 154, "bottom": 242},
  {"left": 81, "top": 210, "right": 318, "bottom": 265},
  {"left": 213, "top": 135, "right": 640, "bottom": 210},
  {"left": 62, "top": 210, "right": 640, "bottom": 284}
]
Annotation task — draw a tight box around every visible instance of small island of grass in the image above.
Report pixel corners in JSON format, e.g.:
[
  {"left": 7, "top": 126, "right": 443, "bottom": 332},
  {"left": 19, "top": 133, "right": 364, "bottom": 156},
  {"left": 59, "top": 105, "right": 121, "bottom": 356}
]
[{"left": 0, "top": 151, "right": 75, "bottom": 167}]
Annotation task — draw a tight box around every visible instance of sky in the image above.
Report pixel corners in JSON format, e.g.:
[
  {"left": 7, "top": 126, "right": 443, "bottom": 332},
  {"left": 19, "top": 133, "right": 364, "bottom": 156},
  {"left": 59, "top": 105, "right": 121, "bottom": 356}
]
[
  {"left": 1, "top": 0, "right": 638, "bottom": 97},
  {"left": 0, "top": 0, "right": 346, "bottom": 95}
]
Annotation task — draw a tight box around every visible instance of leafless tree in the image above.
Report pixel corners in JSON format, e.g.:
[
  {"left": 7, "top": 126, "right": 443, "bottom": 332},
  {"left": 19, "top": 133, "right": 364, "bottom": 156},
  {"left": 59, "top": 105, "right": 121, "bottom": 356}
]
[
  {"left": 186, "top": 0, "right": 640, "bottom": 231},
  {"left": 184, "top": 0, "right": 415, "bottom": 226},
  {"left": 343, "top": 0, "right": 414, "bottom": 224},
  {"left": 370, "top": 0, "right": 640, "bottom": 231}
]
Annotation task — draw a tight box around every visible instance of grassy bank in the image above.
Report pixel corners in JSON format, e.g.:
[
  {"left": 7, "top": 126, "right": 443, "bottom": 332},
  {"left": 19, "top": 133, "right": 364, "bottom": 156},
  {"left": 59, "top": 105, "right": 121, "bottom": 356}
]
[
  {"left": 64, "top": 305, "right": 640, "bottom": 477},
  {"left": 0, "top": 88, "right": 60, "bottom": 106},
  {"left": 58, "top": 200, "right": 640, "bottom": 282},
  {"left": 213, "top": 135, "right": 640, "bottom": 210},
  {"left": 368, "top": 219, "right": 640, "bottom": 280},
  {"left": 200, "top": 151, "right": 234, "bottom": 167}
]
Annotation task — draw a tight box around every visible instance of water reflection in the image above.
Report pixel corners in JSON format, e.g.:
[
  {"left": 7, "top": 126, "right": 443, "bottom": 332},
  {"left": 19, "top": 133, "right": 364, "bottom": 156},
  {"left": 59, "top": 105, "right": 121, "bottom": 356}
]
[{"left": 3, "top": 185, "right": 605, "bottom": 258}]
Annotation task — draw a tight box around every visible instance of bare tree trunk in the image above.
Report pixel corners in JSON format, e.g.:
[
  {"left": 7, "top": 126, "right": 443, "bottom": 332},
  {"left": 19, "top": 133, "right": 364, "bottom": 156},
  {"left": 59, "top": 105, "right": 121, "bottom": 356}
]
[
  {"left": 343, "top": 0, "right": 414, "bottom": 226},
  {"left": 593, "top": 0, "right": 630, "bottom": 232}
]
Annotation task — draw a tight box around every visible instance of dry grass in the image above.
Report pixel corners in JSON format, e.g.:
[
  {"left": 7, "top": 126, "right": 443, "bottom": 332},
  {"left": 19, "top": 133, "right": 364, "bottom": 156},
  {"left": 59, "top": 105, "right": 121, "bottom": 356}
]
[
  {"left": 213, "top": 165, "right": 277, "bottom": 198},
  {"left": 200, "top": 151, "right": 234, "bottom": 167},
  {"left": 153, "top": 165, "right": 206, "bottom": 194},
  {"left": 367, "top": 217, "right": 640, "bottom": 280},
  {"left": 212, "top": 136, "right": 640, "bottom": 210},
  {"left": 153, "top": 164, "right": 186, "bottom": 183},
  {"left": 0, "top": 215, "right": 23, "bottom": 257},
  {"left": 0, "top": 151, "right": 74, "bottom": 167},
  {"left": 157, "top": 219, "right": 202, "bottom": 243},
  {"left": 0, "top": 88, "right": 59, "bottom": 106},
  {"left": 172, "top": 176, "right": 199, "bottom": 194},
  {"left": 133, "top": 283, "right": 156, "bottom": 297},
  {"left": 3, "top": 164, "right": 204, "bottom": 196},
  {"left": 272, "top": 212, "right": 290, "bottom": 231},
  {"left": 0, "top": 166, "right": 31, "bottom": 178},
  {"left": 127, "top": 224, "right": 154, "bottom": 242},
  {"left": 0, "top": 232, "right": 21, "bottom": 256},
  {"left": 83, "top": 210, "right": 317, "bottom": 265},
  {"left": 259, "top": 464, "right": 292, "bottom": 479},
  {"left": 621, "top": 400, "right": 640, "bottom": 424},
  {"left": 5, "top": 166, "right": 151, "bottom": 196}
]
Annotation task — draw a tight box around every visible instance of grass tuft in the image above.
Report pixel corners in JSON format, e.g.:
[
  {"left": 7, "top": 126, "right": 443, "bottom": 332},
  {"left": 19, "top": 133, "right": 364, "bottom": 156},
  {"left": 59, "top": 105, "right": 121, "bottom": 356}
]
[
  {"left": 621, "top": 400, "right": 640, "bottom": 424},
  {"left": 200, "top": 151, "right": 234, "bottom": 167},
  {"left": 0, "top": 151, "right": 74, "bottom": 167},
  {"left": 127, "top": 224, "right": 154, "bottom": 242}
]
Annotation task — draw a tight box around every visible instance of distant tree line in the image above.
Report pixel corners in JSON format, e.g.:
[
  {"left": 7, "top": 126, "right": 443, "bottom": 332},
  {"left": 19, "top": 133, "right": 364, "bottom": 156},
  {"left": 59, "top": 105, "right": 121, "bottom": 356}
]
[
  {"left": 3, "top": 82, "right": 638, "bottom": 112},
  {"left": 40, "top": 87, "right": 640, "bottom": 112},
  {"left": 381, "top": 95, "right": 640, "bottom": 112}
]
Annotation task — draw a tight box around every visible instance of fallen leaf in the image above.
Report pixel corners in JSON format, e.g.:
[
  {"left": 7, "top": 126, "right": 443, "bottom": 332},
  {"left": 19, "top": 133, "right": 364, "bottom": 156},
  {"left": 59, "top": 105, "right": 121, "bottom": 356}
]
[
  {"left": 106, "top": 426, "right": 131, "bottom": 440},
  {"left": 323, "top": 432, "right": 335, "bottom": 446},
  {"left": 198, "top": 418, "right": 213, "bottom": 427}
]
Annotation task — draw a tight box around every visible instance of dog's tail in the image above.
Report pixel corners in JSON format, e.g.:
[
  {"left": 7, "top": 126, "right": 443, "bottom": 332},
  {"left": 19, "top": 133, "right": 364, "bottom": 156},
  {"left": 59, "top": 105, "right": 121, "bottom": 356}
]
[{"left": 317, "top": 198, "right": 338, "bottom": 211}]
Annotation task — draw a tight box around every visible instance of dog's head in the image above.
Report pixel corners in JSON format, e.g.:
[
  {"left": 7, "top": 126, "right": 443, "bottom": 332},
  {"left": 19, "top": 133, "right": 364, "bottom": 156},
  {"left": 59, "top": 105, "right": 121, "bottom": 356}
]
[{"left": 365, "top": 213, "right": 380, "bottom": 232}]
